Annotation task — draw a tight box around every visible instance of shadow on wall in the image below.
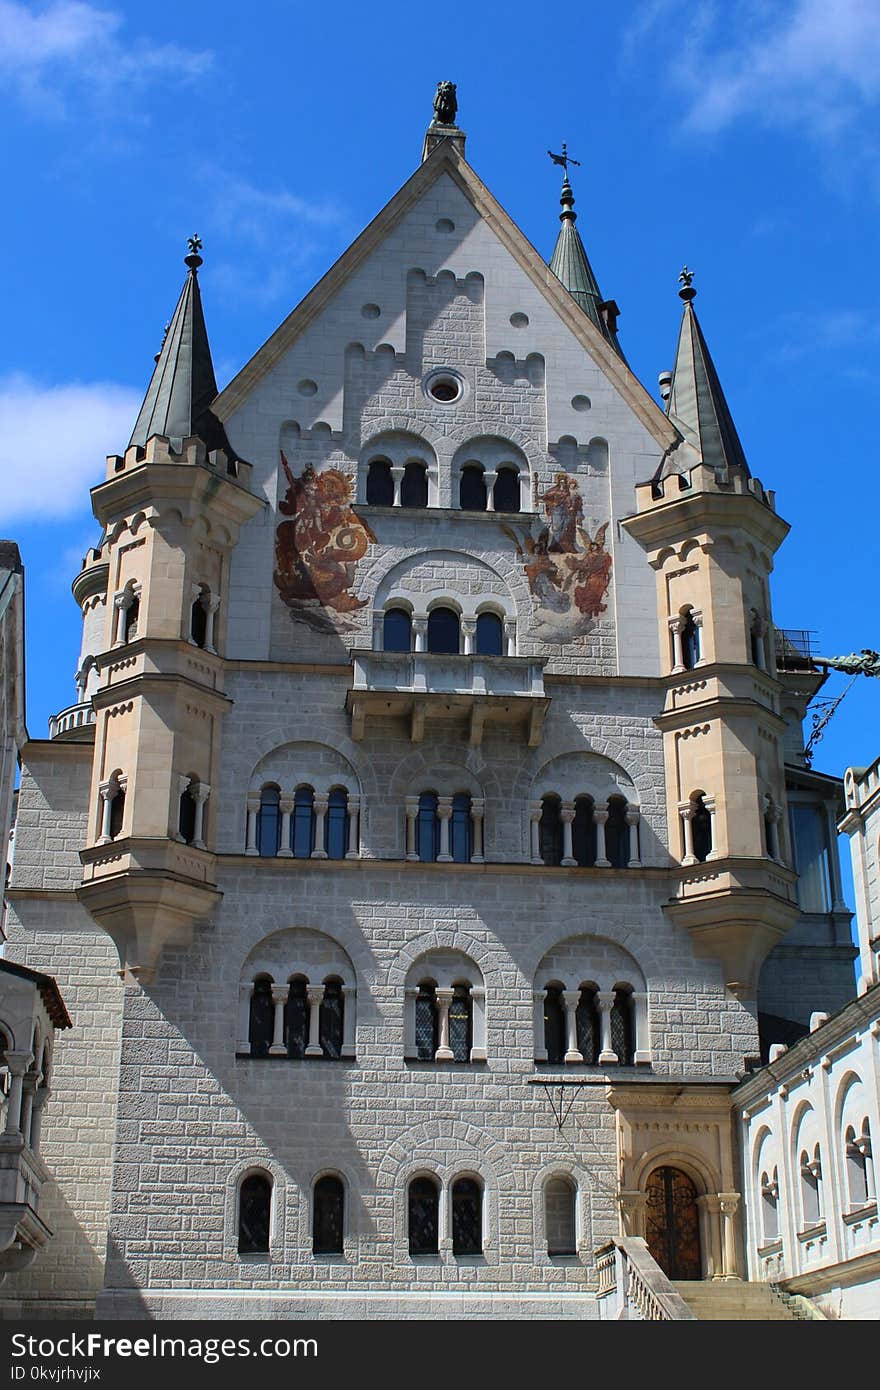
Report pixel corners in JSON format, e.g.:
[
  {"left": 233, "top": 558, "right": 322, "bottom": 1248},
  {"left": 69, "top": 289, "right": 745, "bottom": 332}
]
[{"left": 0, "top": 1181, "right": 105, "bottom": 1321}]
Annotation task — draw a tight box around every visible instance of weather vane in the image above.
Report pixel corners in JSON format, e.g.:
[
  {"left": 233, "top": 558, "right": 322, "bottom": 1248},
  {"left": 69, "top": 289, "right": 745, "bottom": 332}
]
[
  {"left": 187, "top": 234, "right": 203, "bottom": 256},
  {"left": 547, "top": 143, "right": 581, "bottom": 177},
  {"left": 679, "top": 265, "right": 695, "bottom": 289}
]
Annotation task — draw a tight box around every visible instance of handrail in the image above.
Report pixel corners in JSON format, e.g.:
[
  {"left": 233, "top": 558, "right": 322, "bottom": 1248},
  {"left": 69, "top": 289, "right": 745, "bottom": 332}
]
[{"left": 595, "top": 1237, "right": 696, "bottom": 1320}]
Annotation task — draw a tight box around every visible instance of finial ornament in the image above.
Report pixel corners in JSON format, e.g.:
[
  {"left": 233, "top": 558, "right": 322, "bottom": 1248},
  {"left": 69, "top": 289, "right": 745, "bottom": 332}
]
[
  {"left": 433, "top": 81, "right": 458, "bottom": 126},
  {"left": 678, "top": 264, "right": 696, "bottom": 302},
  {"left": 184, "top": 233, "right": 203, "bottom": 272},
  {"left": 548, "top": 143, "right": 581, "bottom": 178}
]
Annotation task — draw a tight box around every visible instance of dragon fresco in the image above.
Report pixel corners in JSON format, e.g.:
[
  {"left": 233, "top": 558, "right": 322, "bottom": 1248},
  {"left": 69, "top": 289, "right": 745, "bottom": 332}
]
[{"left": 273, "top": 452, "right": 376, "bottom": 633}]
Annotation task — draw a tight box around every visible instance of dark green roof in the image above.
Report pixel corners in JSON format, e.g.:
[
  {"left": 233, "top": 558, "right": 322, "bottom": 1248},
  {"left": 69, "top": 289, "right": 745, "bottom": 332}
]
[
  {"left": 667, "top": 289, "right": 750, "bottom": 477},
  {"left": 548, "top": 176, "right": 624, "bottom": 359}
]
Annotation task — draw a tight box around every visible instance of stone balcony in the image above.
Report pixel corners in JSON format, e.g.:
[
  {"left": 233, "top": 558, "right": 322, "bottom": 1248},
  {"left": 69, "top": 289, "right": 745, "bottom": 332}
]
[
  {"left": 346, "top": 650, "right": 549, "bottom": 747},
  {"left": 48, "top": 701, "right": 96, "bottom": 741},
  {"left": 0, "top": 1136, "right": 51, "bottom": 1277}
]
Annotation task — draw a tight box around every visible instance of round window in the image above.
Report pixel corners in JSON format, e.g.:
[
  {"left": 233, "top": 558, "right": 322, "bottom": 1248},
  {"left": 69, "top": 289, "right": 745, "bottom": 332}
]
[{"left": 424, "top": 370, "right": 464, "bottom": 405}]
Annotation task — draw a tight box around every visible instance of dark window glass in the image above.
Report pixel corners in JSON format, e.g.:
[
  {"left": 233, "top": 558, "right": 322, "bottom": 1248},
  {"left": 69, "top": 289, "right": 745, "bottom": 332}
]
[
  {"left": 681, "top": 612, "right": 699, "bottom": 669},
  {"left": 540, "top": 796, "right": 563, "bottom": 866},
  {"left": 475, "top": 612, "right": 503, "bottom": 656},
  {"left": 124, "top": 596, "right": 140, "bottom": 642},
  {"left": 606, "top": 797, "right": 629, "bottom": 868},
  {"left": 610, "top": 989, "right": 634, "bottom": 1064},
  {"left": 451, "top": 1178, "right": 482, "bottom": 1255},
  {"left": 109, "top": 789, "right": 125, "bottom": 839},
  {"left": 285, "top": 977, "right": 308, "bottom": 1059},
  {"left": 383, "top": 608, "right": 411, "bottom": 652},
  {"left": 325, "top": 787, "right": 348, "bottom": 860},
  {"left": 449, "top": 984, "right": 472, "bottom": 1062},
  {"left": 427, "top": 607, "right": 460, "bottom": 654},
  {"left": 544, "top": 985, "right": 566, "bottom": 1064},
  {"left": 313, "top": 1176, "right": 344, "bottom": 1255},
  {"left": 572, "top": 796, "right": 596, "bottom": 867},
  {"left": 257, "top": 787, "right": 280, "bottom": 857},
  {"left": 692, "top": 797, "right": 712, "bottom": 863},
  {"left": 178, "top": 785, "right": 196, "bottom": 844},
  {"left": 319, "top": 978, "right": 344, "bottom": 1059},
  {"left": 408, "top": 1176, "right": 440, "bottom": 1255},
  {"left": 750, "top": 629, "right": 763, "bottom": 667},
  {"left": 292, "top": 787, "right": 315, "bottom": 858},
  {"left": 401, "top": 462, "right": 428, "bottom": 508},
  {"left": 576, "top": 988, "right": 599, "bottom": 1063},
  {"left": 459, "top": 466, "right": 487, "bottom": 511},
  {"left": 366, "top": 459, "right": 394, "bottom": 506},
  {"left": 790, "top": 804, "right": 832, "bottom": 912},
  {"left": 238, "top": 1174, "right": 271, "bottom": 1253},
  {"left": 546, "top": 1177, "right": 577, "bottom": 1255},
  {"left": 415, "top": 984, "right": 437, "bottom": 1060},
  {"left": 451, "top": 792, "right": 472, "bottom": 864},
  {"left": 493, "top": 468, "right": 520, "bottom": 513},
  {"left": 248, "top": 977, "right": 274, "bottom": 1059},
  {"left": 417, "top": 792, "right": 439, "bottom": 862},
  {"left": 191, "top": 594, "right": 208, "bottom": 647}
]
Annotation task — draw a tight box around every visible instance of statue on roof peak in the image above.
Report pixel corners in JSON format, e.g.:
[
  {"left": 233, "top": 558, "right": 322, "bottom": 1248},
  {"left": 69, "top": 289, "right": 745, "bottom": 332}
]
[{"left": 433, "top": 81, "right": 457, "bottom": 126}]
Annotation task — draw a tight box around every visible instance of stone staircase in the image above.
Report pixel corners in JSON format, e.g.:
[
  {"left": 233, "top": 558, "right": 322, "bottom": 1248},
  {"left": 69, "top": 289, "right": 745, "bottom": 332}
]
[{"left": 672, "top": 1281, "right": 824, "bottom": 1320}]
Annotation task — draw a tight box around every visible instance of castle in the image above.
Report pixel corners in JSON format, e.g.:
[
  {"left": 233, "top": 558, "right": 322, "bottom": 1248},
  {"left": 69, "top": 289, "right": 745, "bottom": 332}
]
[{"left": 1, "top": 91, "right": 876, "bottom": 1320}]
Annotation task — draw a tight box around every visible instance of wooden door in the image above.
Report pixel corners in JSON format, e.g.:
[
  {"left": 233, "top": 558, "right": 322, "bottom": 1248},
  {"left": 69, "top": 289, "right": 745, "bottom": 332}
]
[{"left": 645, "top": 1166, "right": 702, "bottom": 1280}]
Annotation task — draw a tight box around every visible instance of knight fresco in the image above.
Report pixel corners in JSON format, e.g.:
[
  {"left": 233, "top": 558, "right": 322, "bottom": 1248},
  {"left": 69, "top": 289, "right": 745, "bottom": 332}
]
[
  {"left": 273, "top": 453, "right": 376, "bottom": 632},
  {"left": 503, "top": 473, "right": 612, "bottom": 642}
]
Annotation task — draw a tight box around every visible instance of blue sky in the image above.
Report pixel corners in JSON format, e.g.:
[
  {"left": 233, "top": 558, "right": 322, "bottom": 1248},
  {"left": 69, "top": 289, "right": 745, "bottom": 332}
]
[{"left": 2, "top": 0, "right": 878, "bottom": 793}]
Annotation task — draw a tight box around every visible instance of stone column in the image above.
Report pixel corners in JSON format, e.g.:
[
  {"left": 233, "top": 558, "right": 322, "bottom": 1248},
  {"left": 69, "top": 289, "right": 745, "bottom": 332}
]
[
  {"left": 435, "top": 988, "right": 454, "bottom": 1062},
  {"left": 470, "top": 986, "right": 487, "bottom": 1061},
  {"left": 269, "top": 986, "right": 288, "bottom": 1056},
  {"left": 345, "top": 795, "right": 360, "bottom": 859},
  {"left": 704, "top": 796, "right": 718, "bottom": 859},
  {"left": 560, "top": 802, "right": 577, "bottom": 867},
  {"left": 341, "top": 987, "right": 356, "bottom": 1057},
  {"left": 697, "top": 1195, "right": 723, "bottom": 1279},
  {"left": 112, "top": 590, "right": 132, "bottom": 647},
  {"left": 278, "top": 797, "right": 294, "bottom": 857},
  {"left": 533, "top": 992, "right": 548, "bottom": 1060},
  {"left": 529, "top": 801, "right": 542, "bottom": 864},
  {"left": 461, "top": 620, "right": 476, "bottom": 655},
  {"left": 412, "top": 618, "right": 428, "bottom": 653},
  {"left": 626, "top": 808, "right": 641, "bottom": 867},
  {"left": 718, "top": 1193, "right": 741, "bottom": 1278},
  {"left": 436, "top": 796, "right": 453, "bottom": 863},
  {"left": 483, "top": 470, "right": 497, "bottom": 511},
  {"left": 405, "top": 796, "right": 419, "bottom": 861},
  {"left": 236, "top": 982, "right": 254, "bottom": 1053},
  {"left": 245, "top": 796, "right": 260, "bottom": 856},
  {"left": 28, "top": 1086, "right": 50, "bottom": 1154},
  {"left": 306, "top": 985, "right": 325, "bottom": 1057},
  {"left": 679, "top": 803, "right": 696, "bottom": 865},
  {"left": 669, "top": 616, "right": 685, "bottom": 673},
  {"left": 204, "top": 594, "right": 221, "bottom": 654},
  {"left": 97, "top": 779, "right": 117, "bottom": 845},
  {"left": 191, "top": 782, "right": 210, "bottom": 851},
  {"left": 311, "top": 794, "right": 329, "bottom": 859},
  {"left": 594, "top": 805, "right": 610, "bottom": 867},
  {"left": 503, "top": 619, "right": 516, "bottom": 657},
  {"left": 390, "top": 465, "right": 404, "bottom": 507},
  {"left": 596, "top": 991, "right": 618, "bottom": 1065},
  {"left": 19, "top": 1071, "right": 38, "bottom": 1148},
  {"left": 470, "top": 798, "right": 485, "bottom": 864},
  {"left": 562, "top": 990, "right": 583, "bottom": 1064},
  {"left": 632, "top": 992, "right": 651, "bottom": 1064},
  {"left": 3, "top": 1053, "right": 32, "bottom": 1136},
  {"left": 617, "top": 1191, "right": 649, "bottom": 1239}
]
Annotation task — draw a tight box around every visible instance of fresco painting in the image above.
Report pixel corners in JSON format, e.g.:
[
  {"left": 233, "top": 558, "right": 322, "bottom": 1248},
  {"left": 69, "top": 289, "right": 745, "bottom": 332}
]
[
  {"left": 503, "top": 473, "right": 612, "bottom": 642},
  {"left": 273, "top": 452, "right": 376, "bottom": 633}
]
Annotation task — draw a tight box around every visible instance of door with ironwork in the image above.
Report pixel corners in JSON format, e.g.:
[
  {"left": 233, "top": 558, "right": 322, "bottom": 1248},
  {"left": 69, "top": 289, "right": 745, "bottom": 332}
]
[{"left": 645, "top": 1166, "right": 702, "bottom": 1280}]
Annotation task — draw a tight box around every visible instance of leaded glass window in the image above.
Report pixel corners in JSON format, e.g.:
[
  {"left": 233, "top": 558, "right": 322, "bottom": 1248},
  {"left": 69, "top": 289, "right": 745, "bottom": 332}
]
[
  {"left": 257, "top": 786, "right": 280, "bottom": 857},
  {"left": 313, "top": 1176, "right": 344, "bottom": 1255},
  {"left": 325, "top": 787, "right": 348, "bottom": 860},
  {"left": 292, "top": 786, "right": 315, "bottom": 858},
  {"left": 248, "top": 976, "right": 274, "bottom": 1059},
  {"left": 610, "top": 988, "right": 634, "bottom": 1064},
  {"left": 451, "top": 792, "right": 472, "bottom": 863},
  {"left": 545, "top": 1176, "right": 577, "bottom": 1255},
  {"left": 576, "top": 988, "right": 599, "bottom": 1063},
  {"left": 449, "top": 984, "right": 472, "bottom": 1062},
  {"left": 319, "top": 978, "right": 344, "bottom": 1059},
  {"left": 415, "top": 984, "right": 437, "bottom": 1060},
  {"left": 451, "top": 1177, "right": 482, "bottom": 1255},
  {"left": 408, "top": 1176, "right": 440, "bottom": 1255},
  {"left": 285, "top": 977, "right": 308, "bottom": 1059},
  {"left": 544, "top": 985, "right": 565, "bottom": 1064},
  {"left": 238, "top": 1173, "right": 271, "bottom": 1253}
]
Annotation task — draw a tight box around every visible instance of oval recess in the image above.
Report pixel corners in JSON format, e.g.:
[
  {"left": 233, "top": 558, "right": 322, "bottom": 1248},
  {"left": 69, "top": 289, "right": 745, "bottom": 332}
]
[
  {"left": 509, "top": 312, "right": 529, "bottom": 328},
  {"left": 571, "top": 394, "right": 592, "bottom": 412},
  {"left": 361, "top": 303, "right": 381, "bottom": 319},
  {"left": 297, "top": 379, "right": 318, "bottom": 397}
]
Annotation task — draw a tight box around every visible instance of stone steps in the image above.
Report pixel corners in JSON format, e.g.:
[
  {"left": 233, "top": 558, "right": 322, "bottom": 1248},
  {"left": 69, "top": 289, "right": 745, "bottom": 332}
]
[{"left": 671, "top": 1281, "right": 818, "bottom": 1320}]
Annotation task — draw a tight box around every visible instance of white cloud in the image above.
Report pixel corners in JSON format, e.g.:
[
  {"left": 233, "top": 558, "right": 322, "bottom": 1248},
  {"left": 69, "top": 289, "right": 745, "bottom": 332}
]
[
  {"left": 0, "top": 1, "right": 211, "bottom": 115},
  {"left": 0, "top": 374, "right": 140, "bottom": 523}
]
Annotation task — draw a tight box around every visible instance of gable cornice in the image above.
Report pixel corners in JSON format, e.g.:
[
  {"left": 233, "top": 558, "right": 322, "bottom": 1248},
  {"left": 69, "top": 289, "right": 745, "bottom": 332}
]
[{"left": 213, "top": 146, "right": 680, "bottom": 452}]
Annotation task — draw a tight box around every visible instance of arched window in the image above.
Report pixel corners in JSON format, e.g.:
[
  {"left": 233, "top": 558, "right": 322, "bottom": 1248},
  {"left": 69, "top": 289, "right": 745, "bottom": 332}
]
[
  {"left": 257, "top": 786, "right": 280, "bottom": 857},
  {"left": 800, "top": 1146, "right": 822, "bottom": 1227},
  {"left": 383, "top": 607, "right": 412, "bottom": 652},
  {"left": 846, "top": 1123, "right": 871, "bottom": 1207},
  {"left": 451, "top": 792, "right": 472, "bottom": 864},
  {"left": 319, "top": 978, "right": 345, "bottom": 1059},
  {"left": 238, "top": 1172, "right": 272, "bottom": 1254},
  {"left": 451, "top": 1177, "right": 482, "bottom": 1255},
  {"left": 539, "top": 795, "right": 563, "bottom": 866},
  {"left": 576, "top": 987, "right": 599, "bottom": 1064},
  {"left": 760, "top": 1168, "right": 779, "bottom": 1242},
  {"left": 572, "top": 796, "right": 596, "bottom": 867},
  {"left": 691, "top": 794, "right": 712, "bottom": 863},
  {"left": 680, "top": 608, "right": 700, "bottom": 669},
  {"left": 427, "top": 607, "right": 460, "bottom": 654},
  {"left": 605, "top": 796, "right": 629, "bottom": 868},
  {"left": 191, "top": 590, "right": 208, "bottom": 648},
  {"left": 545, "top": 1176, "right": 577, "bottom": 1255},
  {"left": 123, "top": 591, "right": 140, "bottom": 643},
  {"left": 285, "top": 977, "right": 309, "bottom": 1059},
  {"left": 178, "top": 781, "right": 196, "bottom": 844},
  {"left": 493, "top": 467, "right": 520, "bottom": 513},
  {"left": 610, "top": 987, "right": 634, "bottom": 1065},
  {"left": 415, "top": 983, "right": 438, "bottom": 1060},
  {"left": 449, "top": 982, "right": 472, "bottom": 1062},
  {"left": 366, "top": 458, "right": 394, "bottom": 506},
  {"left": 313, "top": 1176, "right": 344, "bottom": 1255},
  {"left": 109, "top": 786, "right": 125, "bottom": 839},
  {"left": 408, "top": 1175, "right": 440, "bottom": 1255},
  {"left": 459, "top": 465, "right": 487, "bottom": 511},
  {"left": 544, "top": 984, "right": 566, "bottom": 1064},
  {"left": 248, "top": 976, "right": 274, "bottom": 1058},
  {"left": 401, "top": 462, "right": 428, "bottom": 508},
  {"left": 417, "top": 792, "right": 440, "bottom": 862},
  {"left": 475, "top": 612, "right": 503, "bottom": 656},
  {"left": 764, "top": 797, "right": 780, "bottom": 860},
  {"left": 292, "top": 786, "right": 316, "bottom": 858},
  {"left": 325, "top": 787, "right": 349, "bottom": 860}
]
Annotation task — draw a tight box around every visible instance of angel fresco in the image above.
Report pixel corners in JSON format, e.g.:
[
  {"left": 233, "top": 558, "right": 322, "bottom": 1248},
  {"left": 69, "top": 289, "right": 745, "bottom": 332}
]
[{"left": 273, "top": 453, "right": 376, "bottom": 631}]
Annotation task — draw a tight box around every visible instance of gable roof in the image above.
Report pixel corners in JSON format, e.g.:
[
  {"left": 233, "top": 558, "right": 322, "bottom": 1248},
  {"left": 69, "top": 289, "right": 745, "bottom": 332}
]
[
  {"left": 0, "top": 958, "right": 72, "bottom": 1029},
  {"left": 213, "top": 143, "right": 679, "bottom": 452}
]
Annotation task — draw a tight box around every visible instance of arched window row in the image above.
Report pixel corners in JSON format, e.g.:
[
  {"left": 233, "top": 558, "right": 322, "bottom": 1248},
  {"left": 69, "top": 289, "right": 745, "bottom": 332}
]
[
  {"left": 408, "top": 1174, "right": 485, "bottom": 1256},
  {"left": 365, "top": 456, "right": 434, "bottom": 509},
  {"left": 535, "top": 982, "right": 645, "bottom": 1066},
  {"left": 405, "top": 792, "right": 485, "bottom": 864},
  {"left": 530, "top": 794, "right": 640, "bottom": 868},
  {"left": 845, "top": 1118, "right": 874, "bottom": 1210},
  {"left": 669, "top": 604, "right": 702, "bottom": 673},
  {"left": 243, "top": 974, "right": 355, "bottom": 1060},
  {"left": 245, "top": 785, "right": 360, "bottom": 860},
  {"left": 458, "top": 462, "right": 525, "bottom": 514},
  {"left": 680, "top": 792, "right": 715, "bottom": 864},
  {"left": 236, "top": 1170, "right": 347, "bottom": 1257},
  {"left": 404, "top": 978, "right": 487, "bottom": 1063},
  {"left": 379, "top": 606, "right": 515, "bottom": 657},
  {"left": 361, "top": 444, "right": 530, "bottom": 515}
]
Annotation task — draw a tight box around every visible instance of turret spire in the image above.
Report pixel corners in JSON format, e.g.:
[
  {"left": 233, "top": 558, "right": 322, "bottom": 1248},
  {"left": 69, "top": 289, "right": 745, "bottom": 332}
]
[
  {"left": 547, "top": 151, "right": 623, "bottom": 359},
  {"left": 128, "top": 237, "right": 229, "bottom": 454},
  {"left": 665, "top": 268, "right": 750, "bottom": 478}
]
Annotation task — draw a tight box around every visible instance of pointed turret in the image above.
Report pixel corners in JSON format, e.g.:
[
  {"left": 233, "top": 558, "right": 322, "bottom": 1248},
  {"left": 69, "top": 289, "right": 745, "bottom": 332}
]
[
  {"left": 128, "top": 237, "right": 229, "bottom": 454},
  {"left": 665, "top": 269, "right": 749, "bottom": 478},
  {"left": 548, "top": 158, "right": 623, "bottom": 359}
]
